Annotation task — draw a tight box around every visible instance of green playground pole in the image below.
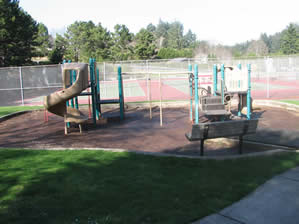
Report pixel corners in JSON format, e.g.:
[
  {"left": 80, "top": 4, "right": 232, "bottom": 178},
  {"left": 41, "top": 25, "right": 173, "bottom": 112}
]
[
  {"left": 213, "top": 64, "right": 218, "bottom": 96},
  {"left": 96, "top": 67, "right": 101, "bottom": 118},
  {"left": 118, "top": 66, "right": 124, "bottom": 120},
  {"left": 220, "top": 64, "right": 225, "bottom": 104},
  {"left": 194, "top": 64, "right": 199, "bottom": 124},
  {"left": 247, "top": 64, "right": 251, "bottom": 120},
  {"left": 89, "top": 58, "right": 97, "bottom": 126},
  {"left": 188, "top": 64, "right": 193, "bottom": 122}
]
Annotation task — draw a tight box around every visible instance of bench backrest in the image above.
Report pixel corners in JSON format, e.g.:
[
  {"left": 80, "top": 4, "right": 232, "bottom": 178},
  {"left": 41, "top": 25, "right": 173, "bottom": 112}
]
[{"left": 190, "top": 119, "right": 258, "bottom": 140}]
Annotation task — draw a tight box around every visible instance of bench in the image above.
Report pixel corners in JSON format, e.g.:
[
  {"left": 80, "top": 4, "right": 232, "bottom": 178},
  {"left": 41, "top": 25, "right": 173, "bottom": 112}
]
[{"left": 185, "top": 119, "right": 258, "bottom": 156}]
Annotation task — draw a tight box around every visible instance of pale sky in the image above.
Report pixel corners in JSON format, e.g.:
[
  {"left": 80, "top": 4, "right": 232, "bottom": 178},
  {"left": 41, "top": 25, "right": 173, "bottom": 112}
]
[{"left": 19, "top": 0, "right": 299, "bottom": 46}]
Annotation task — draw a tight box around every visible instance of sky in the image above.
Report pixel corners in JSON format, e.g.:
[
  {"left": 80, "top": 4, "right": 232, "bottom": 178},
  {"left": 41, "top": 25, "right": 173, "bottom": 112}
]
[{"left": 19, "top": 0, "right": 299, "bottom": 46}]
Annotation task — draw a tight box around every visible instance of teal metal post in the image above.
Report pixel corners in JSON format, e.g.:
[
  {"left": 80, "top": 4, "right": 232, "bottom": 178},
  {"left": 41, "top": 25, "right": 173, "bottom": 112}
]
[
  {"left": 89, "top": 58, "right": 97, "bottom": 126},
  {"left": 247, "top": 64, "right": 251, "bottom": 120},
  {"left": 213, "top": 64, "right": 218, "bottom": 96},
  {"left": 220, "top": 64, "right": 225, "bottom": 104},
  {"left": 194, "top": 64, "right": 199, "bottom": 124},
  {"left": 118, "top": 66, "right": 124, "bottom": 120},
  {"left": 96, "top": 67, "right": 100, "bottom": 119},
  {"left": 188, "top": 64, "right": 193, "bottom": 122}
]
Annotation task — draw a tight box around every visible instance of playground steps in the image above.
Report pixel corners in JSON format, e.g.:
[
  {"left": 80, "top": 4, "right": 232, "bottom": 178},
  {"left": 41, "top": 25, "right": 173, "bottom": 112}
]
[{"left": 201, "top": 96, "right": 230, "bottom": 116}]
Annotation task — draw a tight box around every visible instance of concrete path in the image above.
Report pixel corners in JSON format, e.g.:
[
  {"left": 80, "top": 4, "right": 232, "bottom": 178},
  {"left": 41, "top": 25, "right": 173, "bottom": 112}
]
[{"left": 193, "top": 167, "right": 299, "bottom": 224}]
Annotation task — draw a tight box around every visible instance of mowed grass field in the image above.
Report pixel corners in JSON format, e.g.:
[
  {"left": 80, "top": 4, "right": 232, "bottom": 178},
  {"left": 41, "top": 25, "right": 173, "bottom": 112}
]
[{"left": 0, "top": 149, "right": 299, "bottom": 224}]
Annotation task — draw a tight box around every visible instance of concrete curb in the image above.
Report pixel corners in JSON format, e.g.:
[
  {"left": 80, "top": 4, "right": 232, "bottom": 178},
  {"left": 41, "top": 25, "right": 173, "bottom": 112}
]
[
  {"left": 0, "top": 146, "right": 295, "bottom": 160},
  {"left": 0, "top": 110, "right": 33, "bottom": 122},
  {"left": 253, "top": 100, "right": 299, "bottom": 112}
]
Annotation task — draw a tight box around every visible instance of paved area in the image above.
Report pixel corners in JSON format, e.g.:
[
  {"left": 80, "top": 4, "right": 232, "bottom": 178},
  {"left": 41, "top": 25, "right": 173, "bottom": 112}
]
[{"left": 194, "top": 166, "right": 299, "bottom": 224}]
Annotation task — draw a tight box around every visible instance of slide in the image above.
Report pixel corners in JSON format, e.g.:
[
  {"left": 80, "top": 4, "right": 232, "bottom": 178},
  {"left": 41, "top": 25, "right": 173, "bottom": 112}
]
[{"left": 44, "top": 63, "right": 89, "bottom": 124}]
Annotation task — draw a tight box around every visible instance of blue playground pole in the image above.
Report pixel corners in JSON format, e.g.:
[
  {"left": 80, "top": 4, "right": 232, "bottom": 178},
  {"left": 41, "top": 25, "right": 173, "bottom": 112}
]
[
  {"left": 188, "top": 64, "right": 193, "bottom": 122},
  {"left": 220, "top": 64, "right": 225, "bottom": 104},
  {"left": 194, "top": 64, "right": 199, "bottom": 124},
  {"left": 213, "top": 65, "right": 218, "bottom": 96},
  {"left": 118, "top": 66, "right": 124, "bottom": 120},
  {"left": 247, "top": 64, "right": 251, "bottom": 120}
]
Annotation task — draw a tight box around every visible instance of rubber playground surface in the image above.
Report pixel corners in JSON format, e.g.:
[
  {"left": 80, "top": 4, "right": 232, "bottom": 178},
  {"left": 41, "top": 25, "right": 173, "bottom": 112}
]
[{"left": 1, "top": 105, "right": 298, "bottom": 156}]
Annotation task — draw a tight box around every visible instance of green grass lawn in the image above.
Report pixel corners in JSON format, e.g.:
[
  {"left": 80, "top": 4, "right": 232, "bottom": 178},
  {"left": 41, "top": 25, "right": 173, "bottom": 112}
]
[
  {"left": 0, "top": 149, "right": 299, "bottom": 224},
  {"left": 0, "top": 106, "right": 43, "bottom": 117},
  {"left": 280, "top": 100, "right": 299, "bottom": 105}
]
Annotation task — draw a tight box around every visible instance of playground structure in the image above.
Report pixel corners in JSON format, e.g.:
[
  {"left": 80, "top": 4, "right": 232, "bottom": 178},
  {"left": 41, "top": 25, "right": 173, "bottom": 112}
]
[
  {"left": 43, "top": 59, "right": 258, "bottom": 155},
  {"left": 120, "top": 69, "right": 193, "bottom": 126},
  {"left": 118, "top": 63, "right": 255, "bottom": 128},
  {"left": 186, "top": 63, "right": 258, "bottom": 156},
  {"left": 43, "top": 59, "right": 125, "bottom": 134}
]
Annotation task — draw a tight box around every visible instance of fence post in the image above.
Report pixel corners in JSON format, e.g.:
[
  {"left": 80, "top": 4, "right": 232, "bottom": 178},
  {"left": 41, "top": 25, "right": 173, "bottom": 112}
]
[
  {"left": 220, "top": 64, "right": 225, "bottom": 104},
  {"left": 19, "top": 67, "right": 24, "bottom": 106},
  {"left": 194, "top": 64, "right": 199, "bottom": 124},
  {"left": 247, "top": 64, "right": 251, "bottom": 120},
  {"left": 103, "top": 62, "right": 106, "bottom": 81},
  {"left": 188, "top": 64, "right": 193, "bottom": 122},
  {"left": 267, "top": 69, "right": 270, "bottom": 98}
]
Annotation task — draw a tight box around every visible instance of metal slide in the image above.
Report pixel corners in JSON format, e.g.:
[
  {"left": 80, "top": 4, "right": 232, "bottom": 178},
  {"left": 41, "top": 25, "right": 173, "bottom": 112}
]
[{"left": 43, "top": 63, "right": 89, "bottom": 124}]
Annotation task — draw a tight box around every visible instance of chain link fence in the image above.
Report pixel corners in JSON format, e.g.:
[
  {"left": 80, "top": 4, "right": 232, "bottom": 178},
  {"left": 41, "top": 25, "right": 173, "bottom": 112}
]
[{"left": 1, "top": 56, "right": 299, "bottom": 106}]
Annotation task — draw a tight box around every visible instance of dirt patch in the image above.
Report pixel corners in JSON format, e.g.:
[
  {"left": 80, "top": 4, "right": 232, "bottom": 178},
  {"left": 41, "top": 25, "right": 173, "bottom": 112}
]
[{"left": 0, "top": 106, "right": 298, "bottom": 156}]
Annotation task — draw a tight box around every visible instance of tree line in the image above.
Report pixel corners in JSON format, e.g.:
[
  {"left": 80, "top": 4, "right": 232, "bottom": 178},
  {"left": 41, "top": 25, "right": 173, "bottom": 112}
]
[
  {"left": 49, "top": 20, "right": 199, "bottom": 63},
  {"left": 1, "top": 0, "right": 299, "bottom": 67}
]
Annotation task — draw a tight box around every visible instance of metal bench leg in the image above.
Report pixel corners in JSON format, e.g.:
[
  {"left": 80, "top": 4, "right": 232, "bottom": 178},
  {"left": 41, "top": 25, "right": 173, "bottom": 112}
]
[
  {"left": 200, "top": 139, "right": 205, "bottom": 156},
  {"left": 239, "top": 136, "right": 243, "bottom": 154}
]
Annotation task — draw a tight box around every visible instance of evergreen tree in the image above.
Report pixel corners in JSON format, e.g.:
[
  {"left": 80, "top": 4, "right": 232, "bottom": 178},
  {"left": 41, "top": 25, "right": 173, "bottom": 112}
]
[
  {"left": 281, "top": 23, "right": 299, "bottom": 55},
  {"left": 167, "top": 21, "right": 184, "bottom": 49},
  {"left": 63, "top": 21, "right": 112, "bottom": 62},
  {"left": 134, "top": 28, "right": 156, "bottom": 59},
  {"left": 110, "top": 24, "right": 134, "bottom": 60},
  {"left": 49, "top": 34, "right": 68, "bottom": 63},
  {"left": 35, "top": 23, "right": 51, "bottom": 57},
  {"left": 0, "top": 0, "right": 38, "bottom": 66}
]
